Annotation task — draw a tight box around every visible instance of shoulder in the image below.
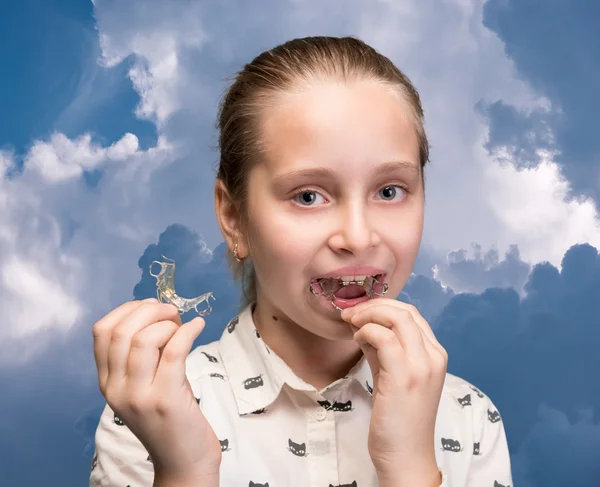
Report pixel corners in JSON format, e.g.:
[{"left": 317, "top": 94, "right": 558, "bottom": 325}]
[
  {"left": 442, "top": 372, "right": 495, "bottom": 405},
  {"left": 440, "top": 372, "right": 504, "bottom": 427}
]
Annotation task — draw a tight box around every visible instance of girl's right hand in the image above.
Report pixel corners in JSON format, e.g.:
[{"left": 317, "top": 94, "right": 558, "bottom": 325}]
[{"left": 92, "top": 298, "right": 222, "bottom": 483}]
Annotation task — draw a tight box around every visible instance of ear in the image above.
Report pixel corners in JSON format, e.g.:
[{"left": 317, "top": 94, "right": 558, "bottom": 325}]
[{"left": 214, "top": 179, "right": 248, "bottom": 259}]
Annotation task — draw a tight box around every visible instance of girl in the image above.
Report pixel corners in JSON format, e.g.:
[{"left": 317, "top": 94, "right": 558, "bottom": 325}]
[{"left": 90, "top": 36, "right": 513, "bottom": 487}]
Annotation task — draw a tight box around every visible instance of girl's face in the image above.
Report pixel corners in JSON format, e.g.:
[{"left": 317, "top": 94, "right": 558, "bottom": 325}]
[{"left": 245, "top": 79, "right": 424, "bottom": 340}]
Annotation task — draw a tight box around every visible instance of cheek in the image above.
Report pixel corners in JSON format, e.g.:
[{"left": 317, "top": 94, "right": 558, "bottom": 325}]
[
  {"left": 247, "top": 214, "right": 319, "bottom": 276},
  {"left": 253, "top": 218, "right": 313, "bottom": 256},
  {"left": 387, "top": 216, "right": 424, "bottom": 274},
  {"left": 388, "top": 212, "right": 423, "bottom": 250}
]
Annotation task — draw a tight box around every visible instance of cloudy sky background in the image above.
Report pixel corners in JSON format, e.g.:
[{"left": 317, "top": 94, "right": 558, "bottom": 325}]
[{"left": 1, "top": 0, "right": 599, "bottom": 485}]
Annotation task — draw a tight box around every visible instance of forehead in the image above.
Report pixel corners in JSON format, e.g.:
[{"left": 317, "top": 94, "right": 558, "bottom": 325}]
[{"left": 257, "top": 80, "right": 420, "bottom": 174}]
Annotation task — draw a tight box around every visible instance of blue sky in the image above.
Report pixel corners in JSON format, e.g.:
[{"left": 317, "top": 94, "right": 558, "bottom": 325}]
[
  {"left": 1, "top": 1, "right": 599, "bottom": 486},
  {"left": 0, "top": 0, "right": 156, "bottom": 161}
]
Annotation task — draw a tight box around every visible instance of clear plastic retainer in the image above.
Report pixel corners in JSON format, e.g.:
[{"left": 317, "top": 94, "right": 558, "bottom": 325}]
[{"left": 149, "top": 255, "right": 215, "bottom": 316}]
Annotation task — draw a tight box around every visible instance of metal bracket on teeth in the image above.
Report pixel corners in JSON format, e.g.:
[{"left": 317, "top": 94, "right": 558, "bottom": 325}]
[{"left": 309, "top": 275, "right": 389, "bottom": 302}]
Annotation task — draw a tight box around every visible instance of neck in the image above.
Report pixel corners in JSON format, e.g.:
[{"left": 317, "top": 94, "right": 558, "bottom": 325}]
[{"left": 251, "top": 298, "right": 363, "bottom": 391}]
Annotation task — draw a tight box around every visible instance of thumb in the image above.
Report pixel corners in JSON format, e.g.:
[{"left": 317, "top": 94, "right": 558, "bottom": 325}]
[{"left": 189, "top": 316, "right": 206, "bottom": 340}]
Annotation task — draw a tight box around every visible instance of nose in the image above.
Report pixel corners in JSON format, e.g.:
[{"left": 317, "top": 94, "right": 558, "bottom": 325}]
[{"left": 328, "top": 200, "right": 380, "bottom": 254}]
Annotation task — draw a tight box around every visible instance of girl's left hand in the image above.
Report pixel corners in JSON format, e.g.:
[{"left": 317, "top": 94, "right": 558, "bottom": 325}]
[{"left": 340, "top": 297, "right": 448, "bottom": 484}]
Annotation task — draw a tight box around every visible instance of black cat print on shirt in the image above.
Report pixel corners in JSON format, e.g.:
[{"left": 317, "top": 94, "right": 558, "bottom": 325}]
[
  {"left": 473, "top": 442, "right": 480, "bottom": 455},
  {"left": 241, "top": 407, "right": 268, "bottom": 416},
  {"left": 251, "top": 408, "right": 267, "bottom": 414},
  {"left": 365, "top": 380, "right": 373, "bottom": 395},
  {"left": 209, "top": 372, "right": 226, "bottom": 380},
  {"left": 220, "top": 438, "right": 231, "bottom": 452},
  {"left": 457, "top": 393, "right": 471, "bottom": 408},
  {"left": 227, "top": 316, "right": 239, "bottom": 333},
  {"left": 288, "top": 439, "right": 307, "bottom": 457},
  {"left": 243, "top": 375, "right": 264, "bottom": 389},
  {"left": 201, "top": 351, "right": 218, "bottom": 363},
  {"left": 441, "top": 438, "right": 462, "bottom": 452},
  {"left": 494, "top": 482, "right": 510, "bottom": 487},
  {"left": 249, "top": 482, "right": 269, "bottom": 487},
  {"left": 318, "top": 399, "right": 353, "bottom": 411},
  {"left": 113, "top": 413, "right": 124, "bottom": 426},
  {"left": 329, "top": 482, "right": 357, "bottom": 487},
  {"left": 470, "top": 385, "right": 484, "bottom": 398},
  {"left": 488, "top": 409, "right": 501, "bottom": 423}
]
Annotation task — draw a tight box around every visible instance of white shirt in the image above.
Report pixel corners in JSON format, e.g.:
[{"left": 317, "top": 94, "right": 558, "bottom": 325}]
[{"left": 90, "top": 301, "right": 513, "bottom": 487}]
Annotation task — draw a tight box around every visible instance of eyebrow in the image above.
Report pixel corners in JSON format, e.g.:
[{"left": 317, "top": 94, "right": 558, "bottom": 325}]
[{"left": 272, "top": 160, "right": 420, "bottom": 185}]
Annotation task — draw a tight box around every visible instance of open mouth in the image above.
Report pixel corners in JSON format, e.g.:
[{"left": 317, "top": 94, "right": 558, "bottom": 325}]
[
  {"left": 309, "top": 273, "right": 389, "bottom": 311},
  {"left": 309, "top": 273, "right": 387, "bottom": 298},
  {"left": 334, "top": 283, "right": 368, "bottom": 299}
]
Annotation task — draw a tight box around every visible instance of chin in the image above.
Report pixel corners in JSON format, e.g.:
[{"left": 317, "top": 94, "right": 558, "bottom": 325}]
[
  {"left": 317, "top": 311, "right": 357, "bottom": 340},
  {"left": 316, "top": 323, "right": 355, "bottom": 342}
]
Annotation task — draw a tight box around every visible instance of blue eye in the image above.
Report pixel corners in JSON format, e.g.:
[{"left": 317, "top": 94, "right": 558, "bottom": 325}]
[
  {"left": 379, "top": 185, "right": 405, "bottom": 201},
  {"left": 292, "top": 190, "right": 326, "bottom": 206},
  {"left": 291, "top": 185, "right": 407, "bottom": 207}
]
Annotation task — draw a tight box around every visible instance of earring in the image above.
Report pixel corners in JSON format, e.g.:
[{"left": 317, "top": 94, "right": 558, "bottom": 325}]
[{"left": 233, "top": 242, "right": 243, "bottom": 262}]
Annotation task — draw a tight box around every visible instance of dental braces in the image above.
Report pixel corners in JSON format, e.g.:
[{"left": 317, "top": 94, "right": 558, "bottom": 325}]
[
  {"left": 149, "top": 255, "right": 215, "bottom": 316},
  {"left": 309, "top": 274, "right": 388, "bottom": 311}
]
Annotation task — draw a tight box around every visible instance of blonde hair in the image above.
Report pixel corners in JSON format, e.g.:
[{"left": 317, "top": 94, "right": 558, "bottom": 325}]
[{"left": 215, "top": 36, "right": 430, "bottom": 313}]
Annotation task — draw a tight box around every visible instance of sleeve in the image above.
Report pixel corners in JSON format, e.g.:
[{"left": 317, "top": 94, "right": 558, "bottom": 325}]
[
  {"left": 89, "top": 402, "right": 155, "bottom": 487},
  {"left": 464, "top": 393, "right": 513, "bottom": 487}
]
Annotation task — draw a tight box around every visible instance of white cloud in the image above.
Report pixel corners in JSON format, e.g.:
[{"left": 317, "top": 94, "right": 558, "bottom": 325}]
[
  {"left": 432, "top": 242, "right": 532, "bottom": 295},
  {"left": 0, "top": 150, "right": 13, "bottom": 177},
  {"left": 482, "top": 146, "right": 600, "bottom": 267},
  {"left": 1, "top": 255, "right": 82, "bottom": 336},
  {"left": 23, "top": 132, "right": 140, "bottom": 183},
  {"left": 0, "top": 129, "right": 176, "bottom": 366},
  {"left": 95, "top": 0, "right": 208, "bottom": 126},
  {"left": 1, "top": 0, "right": 598, "bottom": 366}
]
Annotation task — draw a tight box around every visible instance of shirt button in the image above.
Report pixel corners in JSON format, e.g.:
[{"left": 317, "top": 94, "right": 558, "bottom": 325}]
[{"left": 315, "top": 408, "right": 327, "bottom": 421}]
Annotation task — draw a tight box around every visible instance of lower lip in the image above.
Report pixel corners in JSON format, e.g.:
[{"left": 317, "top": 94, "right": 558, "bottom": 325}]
[{"left": 318, "top": 293, "right": 371, "bottom": 309}]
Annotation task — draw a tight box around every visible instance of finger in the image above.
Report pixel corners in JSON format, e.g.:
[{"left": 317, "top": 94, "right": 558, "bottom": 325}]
[
  {"left": 349, "top": 304, "right": 429, "bottom": 364},
  {"left": 372, "top": 299, "right": 449, "bottom": 366},
  {"left": 352, "top": 326, "right": 381, "bottom": 382},
  {"left": 345, "top": 298, "right": 444, "bottom": 352},
  {"left": 353, "top": 322, "right": 406, "bottom": 377},
  {"left": 107, "top": 302, "right": 183, "bottom": 384},
  {"left": 93, "top": 299, "right": 154, "bottom": 391},
  {"left": 153, "top": 316, "right": 206, "bottom": 389},
  {"left": 126, "top": 319, "right": 181, "bottom": 388}
]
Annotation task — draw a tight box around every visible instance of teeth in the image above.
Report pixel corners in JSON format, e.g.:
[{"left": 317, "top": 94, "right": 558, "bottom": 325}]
[
  {"left": 313, "top": 273, "right": 384, "bottom": 283},
  {"left": 339, "top": 275, "right": 368, "bottom": 282}
]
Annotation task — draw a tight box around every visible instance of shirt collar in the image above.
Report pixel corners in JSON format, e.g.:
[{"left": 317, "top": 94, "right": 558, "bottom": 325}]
[{"left": 218, "top": 302, "right": 374, "bottom": 416}]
